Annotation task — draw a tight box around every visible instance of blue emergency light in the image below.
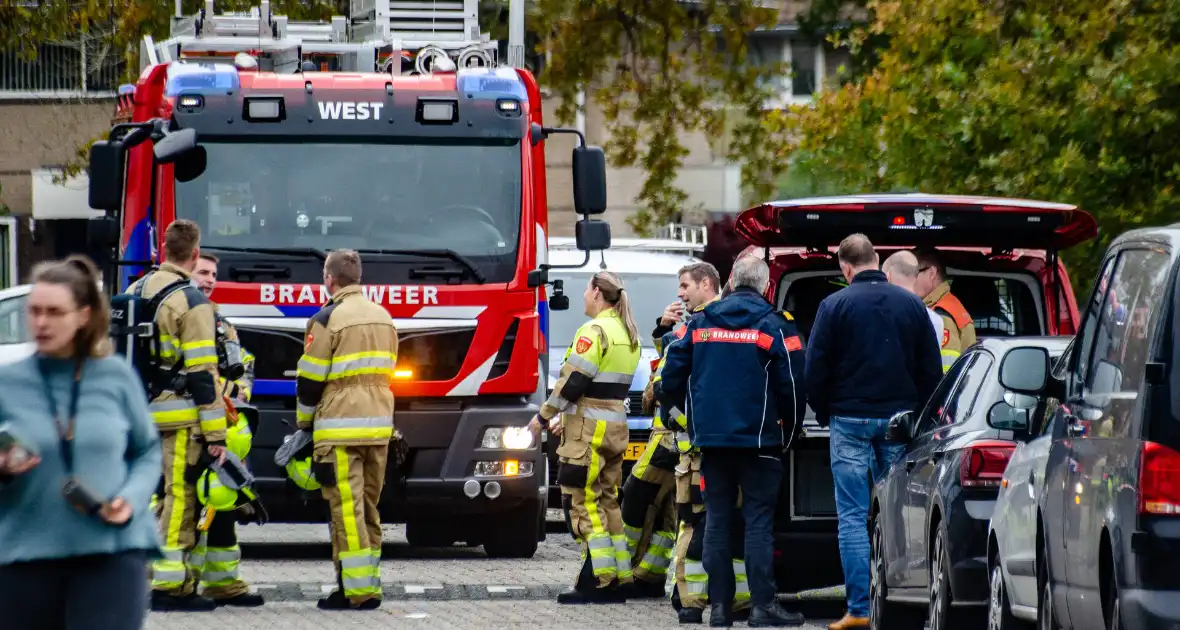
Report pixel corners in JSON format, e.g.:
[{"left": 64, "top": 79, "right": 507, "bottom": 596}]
[
  {"left": 456, "top": 67, "right": 528, "bottom": 102},
  {"left": 164, "top": 63, "right": 240, "bottom": 97}
]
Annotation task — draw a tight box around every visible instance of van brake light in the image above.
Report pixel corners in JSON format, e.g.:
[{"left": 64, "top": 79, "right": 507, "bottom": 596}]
[
  {"left": 1139, "top": 441, "right": 1180, "bottom": 515},
  {"left": 960, "top": 440, "right": 1017, "bottom": 488}
]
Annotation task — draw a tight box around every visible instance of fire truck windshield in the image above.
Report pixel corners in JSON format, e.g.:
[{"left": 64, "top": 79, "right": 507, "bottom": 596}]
[{"left": 174, "top": 138, "right": 523, "bottom": 260}]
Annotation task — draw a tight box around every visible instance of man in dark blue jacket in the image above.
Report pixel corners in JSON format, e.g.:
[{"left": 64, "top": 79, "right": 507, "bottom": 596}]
[
  {"left": 804, "top": 234, "right": 942, "bottom": 630},
  {"left": 659, "top": 254, "right": 807, "bottom": 628}
]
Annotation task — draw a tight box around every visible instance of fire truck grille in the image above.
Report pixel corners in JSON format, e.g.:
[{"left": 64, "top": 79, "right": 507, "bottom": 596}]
[{"left": 235, "top": 326, "right": 476, "bottom": 384}]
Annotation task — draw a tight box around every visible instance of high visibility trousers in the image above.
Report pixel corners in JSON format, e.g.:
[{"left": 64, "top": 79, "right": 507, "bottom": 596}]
[
  {"left": 672, "top": 512, "right": 751, "bottom": 611},
  {"left": 621, "top": 429, "right": 678, "bottom": 585},
  {"left": 191, "top": 510, "right": 250, "bottom": 600},
  {"left": 556, "top": 415, "right": 631, "bottom": 590},
  {"left": 314, "top": 443, "right": 387, "bottom": 605},
  {"left": 151, "top": 428, "right": 203, "bottom": 596}
]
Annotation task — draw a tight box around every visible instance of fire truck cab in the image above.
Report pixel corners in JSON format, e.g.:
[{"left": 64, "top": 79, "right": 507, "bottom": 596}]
[{"left": 84, "top": 0, "right": 612, "bottom": 559}]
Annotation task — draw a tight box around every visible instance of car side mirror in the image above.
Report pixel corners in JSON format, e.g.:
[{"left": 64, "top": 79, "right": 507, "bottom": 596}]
[
  {"left": 575, "top": 219, "right": 611, "bottom": 251},
  {"left": 988, "top": 393, "right": 1037, "bottom": 432},
  {"left": 87, "top": 140, "right": 126, "bottom": 212},
  {"left": 86, "top": 216, "right": 120, "bottom": 250},
  {"left": 572, "top": 145, "right": 607, "bottom": 215},
  {"left": 999, "top": 346, "right": 1050, "bottom": 394},
  {"left": 154, "top": 128, "right": 198, "bottom": 164},
  {"left": 885, "top": 410, "right": 914, "bottom": 443}
]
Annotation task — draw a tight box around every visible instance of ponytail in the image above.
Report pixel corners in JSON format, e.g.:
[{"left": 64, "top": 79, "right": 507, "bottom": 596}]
[
  {"left": 30, "top": 254, "right": 112, "bottom": 361},
  {"left": 591, "top": 271, "right": 640, "bottom": 351}
]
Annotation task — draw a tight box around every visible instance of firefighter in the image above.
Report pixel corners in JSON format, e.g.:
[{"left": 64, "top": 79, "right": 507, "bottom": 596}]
[
  {"left": 621, "top": 263, "right": 722, "bottom": 599},
  {"left": 527, "top": 271, "right": 642, "bottom": 604},
  {"left": 187, "top": 253, "right": 264, "bottom": 607},
  {"left": 913, "top": 248, "right": 976, "bottom": 372},
  {"left": 131, "top": 220, "right": 229, "bottom": 613},
  {"left": 296, "top": 249, "right": 399, "bottom": 610}
]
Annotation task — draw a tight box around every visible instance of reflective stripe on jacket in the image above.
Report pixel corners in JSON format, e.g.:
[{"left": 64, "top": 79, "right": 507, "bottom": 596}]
[
  {"left": 295, "top": 284, "right": 398, "bottom": 446},
  {"left": 128, "top": 263, "right": 227, "bottom": 441},
  {"left": 539, "top": 308, "right": 640, "bottom": 424}
]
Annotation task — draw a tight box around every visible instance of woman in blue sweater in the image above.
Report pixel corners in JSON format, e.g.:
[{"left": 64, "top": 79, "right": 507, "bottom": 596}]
[{"left": 0, "top": 255, "right": 162, "bottom": 630}]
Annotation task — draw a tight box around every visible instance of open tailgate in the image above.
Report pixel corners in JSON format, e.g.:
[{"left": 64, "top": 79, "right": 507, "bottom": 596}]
[{"left": 735, "top": 194, "right": 1098, "bottom": 250}]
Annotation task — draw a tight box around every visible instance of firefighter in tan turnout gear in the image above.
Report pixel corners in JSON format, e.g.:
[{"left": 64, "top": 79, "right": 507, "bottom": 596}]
[
  {"left": 296, "top": 249, "right": 399, "bottom": 610},
  {"left": 528, "top": 271, "right": 641, "bottom": 604},
  {"left": 621, "top": 262, "right": 722, "bottom": 599},
  {"left": 913, "top": 248, "right": 976, "bottom": 372},
  {"left": 132, "top": 220, "right": 230, "bottom": 613}
]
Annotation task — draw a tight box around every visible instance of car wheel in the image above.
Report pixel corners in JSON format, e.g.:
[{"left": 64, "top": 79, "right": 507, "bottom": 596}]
[
  {"left": 1037, "top": 538, "right": 1057, "bottom": 630},
  {"left": 928, "top": 525, "right": 976, "bottom": 630},
  {"left": 483, "top": 500, "right": 541, "bottom": 559},
  {"left": 988, "top": 561, "right": 1025, "bottom": 630},
  {"left": 869, "top": 517, "right": 923, "bottom": 630},
  {"left": 1106, "top": 570, "right": 1122, "bottom": 630}
]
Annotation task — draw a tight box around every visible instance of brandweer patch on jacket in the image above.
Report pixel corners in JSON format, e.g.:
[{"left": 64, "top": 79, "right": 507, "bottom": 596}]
[{"left": 657, "top": 287, "right": 807, "bottom": 451}]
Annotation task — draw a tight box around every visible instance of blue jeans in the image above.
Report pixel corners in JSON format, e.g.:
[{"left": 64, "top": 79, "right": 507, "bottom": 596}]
[
  {"left": 699, "top": 448, "right": 783, "bottom": 608},
  {"left": 830, "top": 416, "right": 905, "bottom": 617}
]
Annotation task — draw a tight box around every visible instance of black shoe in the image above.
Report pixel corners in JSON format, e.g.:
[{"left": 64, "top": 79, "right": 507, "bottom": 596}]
[
  {"left": 316, "top": 590, "right": 380, "bottom": 610},
  {"left": 631, "top": 579, "right": 667, "bottom": 599},
  {"left": 556, "top": 587, "right": 627, "bottom": 604},
  {"left": 150, "top": 592, "right": 217, "bottom": 612},
  {"left": 709, "top": 603, "right": 733, "bottom": 627},
  {"left": 679, "top": 608, "right": 704, "bottom": 624},
  {"left": 732, "top": 607, "right": 751, "bottom": 622},
  {"left": 747, "top": 602, "right": 805, "bottom": 627},
  {"left": 213, "top": 593, "right": 265, "bottom": 607}
]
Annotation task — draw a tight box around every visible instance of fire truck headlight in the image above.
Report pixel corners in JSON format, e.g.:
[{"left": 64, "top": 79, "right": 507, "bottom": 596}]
[{"left": 480, "top": 427, "right": 535, "bottom": 450}]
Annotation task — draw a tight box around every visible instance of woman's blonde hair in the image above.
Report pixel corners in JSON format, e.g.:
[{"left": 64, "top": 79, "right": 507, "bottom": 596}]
[
  {"left": 591, "top": 271, "right": 639, "bottom": 351},
  {"left": 30, "top": 255, "right": 112, "bottom": 361}
]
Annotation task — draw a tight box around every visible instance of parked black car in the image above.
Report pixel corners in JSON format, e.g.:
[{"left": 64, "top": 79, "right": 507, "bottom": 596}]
[
  {"left": 868, "top": 336, "right": 1072, "bottom": 630},
  {"left": 991, "top": 225, "right": 1180, "bottom": 630}
]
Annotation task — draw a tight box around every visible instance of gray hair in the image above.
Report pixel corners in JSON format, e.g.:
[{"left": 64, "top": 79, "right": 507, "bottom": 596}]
[
  {"left": 882, "top": 251, "right": 920, "bottom": 279},
  {"left": 729, "top": 255, "right": 770, "bottom": 294}
]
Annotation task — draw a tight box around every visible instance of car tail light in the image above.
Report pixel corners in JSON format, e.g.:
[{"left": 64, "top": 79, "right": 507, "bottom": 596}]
[
  {"left": 1139, "top": 441, "right": 1180, "bottom": 515},
  {"left": 960, "top": 440, "right": 1017, "bottom": 488}
]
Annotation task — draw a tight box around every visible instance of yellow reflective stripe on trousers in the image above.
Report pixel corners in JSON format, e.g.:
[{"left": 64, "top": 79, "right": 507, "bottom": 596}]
[
  {"left": 328, "top": 351, "right": 397, "bottom": 381},
  {"left": 158, "top": 334, "right": 179, "bottom": 361},
  {"left": 200, "top": 547, "right": 242, "bottom": 587},
  {"left": 623, "top": 524, "right": 643, "bottom": 553},
  {"left": 313, "top": 416, "right": 393, "bottom": 442},
  {"left": 151, "top": 548, "right": 188, "bottom": 590},
  {"left": 584, "top": 420, "right": 608, "bottom": 534},
  {"left": 612, "top": 535, "right": 633, "bottom": 581},
  {"left": 586, "top": 534, "right": 616, "bottom": 577},
  {"left": 182, "top": 340, "right": 218, "bottom": 368},
  {"left": 297, "top": 355, "right": 330, "bottom": 381},
  {"left": 638, "top": 531, "right": 675, "bottom": 576},
  {"left": 199, "top": 407, "right": 227, "bottom": 436},
  {"left": 941, "top": 349, "right": 959, "bottom": 373},
  {"left": 733, "top": 559, "right": 751, "bottom": 602},
  {"left": 152, "top": 430, "right": 191, "bottom": 590},
  {"left": 629, "top": 429, "right": 665, "bottom": 480},
  {"left": 150, "top": 399, "right": 199, "bottom": 425},
  {"left": 684, "top": 558, "right": 708, "bottom": 594},
  {"left": 334, "top": 447, "right": 380, "bottom": 597}
]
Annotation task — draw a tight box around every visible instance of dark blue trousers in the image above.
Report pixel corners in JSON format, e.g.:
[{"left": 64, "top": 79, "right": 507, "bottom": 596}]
[{"left": 700, "top": 448, "right": 783, "bottom": 608}]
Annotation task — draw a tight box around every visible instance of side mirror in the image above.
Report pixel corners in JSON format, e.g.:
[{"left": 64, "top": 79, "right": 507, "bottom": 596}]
[
  {"left": 572, "top": 145, "right": 607, "bottom": 215},
  {"left": 86, "top": 216, "right": 120, "bottom": 250},
  {"left": 173, "top": 146, "right": 207, "bottom": 183},
  {"left": 529, "top": 122, "right": 544, "bottom": 147},
  {"left": 527, "top": 268, "right": 547, "bottom": 289},
  {"left": 988, "top": 393, "right": 1038, "bottom": 431},
  {"left": 575, "top": 219, "right": 611, "bottom": 251},
  {"left": 999, "top": 346, "right": 1050, "bottom": 394},
  {"left": 154, "top": 128, "right": 199, "bottom": 164},
  {"left": 885, "top": 410, "right": 914, "bottom": 443},
  {"left": 87, "top": 140, "right": 126, "bottom": 212},
  {"left": 549, "top": 293, "right": 570, "bottom": 311}
]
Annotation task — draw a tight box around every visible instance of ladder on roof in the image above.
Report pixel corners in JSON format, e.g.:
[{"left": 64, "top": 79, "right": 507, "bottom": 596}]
[
  {"left": 657, "top": 223, "right": 709, "bottom": 248},
  {"left": 149, "top": 0, "right": 496, "bottom": 74}
]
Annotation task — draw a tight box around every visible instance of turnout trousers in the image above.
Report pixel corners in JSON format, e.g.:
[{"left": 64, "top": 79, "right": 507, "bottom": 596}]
[
  {"left": 671, "top": 450, "right": 751, "bottom": 611},
  {"left": 557, "top": 412, "right": 632, "bottom": 590},
  {"left": 314, "top": 443, "right": 388, "bottom": 605},
  {"left": 191, "top": 511, "right": 250, "bottom": 600},
  {"left": 150, "top": 428, "right": 203, "bottom": 596},
  {"left": 620, "top": 427, "right": 678, "bottom": 586}
]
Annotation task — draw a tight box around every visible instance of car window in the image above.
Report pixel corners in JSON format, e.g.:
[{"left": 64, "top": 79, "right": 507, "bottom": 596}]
[
  {"left": 916, "top": 354, "right": 971, "bottom": 435},
  {"left": 1072, "top": 254, "right": 1119, "bottom": 393},
  {"left": 0, "top": 295, "right": 28, "bottom": 344},
  {"left": 944, "top": 350, "right": 994, "bottom": 425}
]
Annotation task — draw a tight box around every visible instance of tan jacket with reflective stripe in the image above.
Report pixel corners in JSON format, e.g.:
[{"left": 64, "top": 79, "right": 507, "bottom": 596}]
[
  {"left": 126, "top": 262, "right": 227, "bottom": 442},
  {"left": 540, "top": 309, "right": 640, "bottom": 424},
  {"left": 295, "top": 284, "right": 398, "bottom": 446}
]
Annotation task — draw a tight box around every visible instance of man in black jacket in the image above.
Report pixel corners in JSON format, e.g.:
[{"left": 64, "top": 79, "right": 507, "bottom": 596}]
[
  {"left": 659, "top": 255, "right": 807, "bottom": 628},
  {"left": 804, "top": 234, "right": 943, "bottom": 630}
]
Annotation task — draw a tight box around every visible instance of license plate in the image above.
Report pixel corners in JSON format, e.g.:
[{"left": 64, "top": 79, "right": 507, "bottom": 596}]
[{"left": 623, "top": 442, "right": 647, "bottom": 461}]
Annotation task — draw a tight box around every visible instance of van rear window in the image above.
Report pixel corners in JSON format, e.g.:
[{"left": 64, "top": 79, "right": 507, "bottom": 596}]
[{"left": 778, "top": 272, "right": 1044, "bottom": 340}]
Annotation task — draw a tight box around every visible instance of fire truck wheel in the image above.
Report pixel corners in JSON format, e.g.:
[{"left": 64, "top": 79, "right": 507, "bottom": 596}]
[
  {"left": 483, "top": 500, "right": 542, "bottom": 559},
  {"left": 405, "top": 520, "right": 458, "bottom": 548}
]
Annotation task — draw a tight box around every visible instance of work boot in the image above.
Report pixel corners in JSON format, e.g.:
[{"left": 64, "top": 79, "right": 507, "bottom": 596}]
[
  {"left": 556, "top": 586, "right": 627, "bottom": 604},
  {"left": 678, "top": 608, "right": 704, "bottom": 624},
  {"left": 316, "top": 591, "right": 380, "bottom": 610},
  {"left": 213, "top": 593, "right": 265, "bottom": 607},
  {"left": 709, "top": 603, "right": 733, "bottom": 627},
  {"left": 748, "top": 601, "right": 805, "bottom": 627},
  {"left": 826, "top": 614, "right": 869, "bottom": 630},
  {"left": 732, "top": 607, "right": 751, "bottom": 622},
  {"left": 630, "top": 579, "right": 667, "bottom": 599},
  {"left": 150, "top": 591, "right": 217, "bottom": 612}
]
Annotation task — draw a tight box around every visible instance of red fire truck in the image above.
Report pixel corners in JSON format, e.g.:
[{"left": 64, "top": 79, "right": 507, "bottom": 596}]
[{"left": 84, "top": 0, "right": 611, "bottom": 559}]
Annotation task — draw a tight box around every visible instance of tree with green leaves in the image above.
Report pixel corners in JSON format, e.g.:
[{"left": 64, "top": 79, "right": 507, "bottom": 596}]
[{"left": 774, "top": 0, "right": 1180, "bottom": 287}]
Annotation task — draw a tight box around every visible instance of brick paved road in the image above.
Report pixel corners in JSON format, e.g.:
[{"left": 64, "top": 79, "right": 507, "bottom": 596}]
[{"left": 136, "top": 524, "right": 841, "bottom": 628}]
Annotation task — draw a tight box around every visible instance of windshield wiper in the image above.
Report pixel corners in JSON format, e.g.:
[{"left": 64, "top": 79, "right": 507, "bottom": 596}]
[
  {"left": 354, "top": 249, "right": 487, "bottom": 284},
  {"left": 203, "top": 245, "right": 327, "bottom": 260}
]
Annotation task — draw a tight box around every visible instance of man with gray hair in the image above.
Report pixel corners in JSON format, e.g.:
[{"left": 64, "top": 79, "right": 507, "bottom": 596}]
[
  {"left": 882, "top": 251, "right": 945, "bottom": 348},
  {"left": 658, "top": 254, "right": 808, "bottom": 627}
]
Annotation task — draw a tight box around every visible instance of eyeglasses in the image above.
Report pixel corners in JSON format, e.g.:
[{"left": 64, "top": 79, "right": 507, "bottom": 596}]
[{"left": 918, "top": 266, "right": 932, "bottom": 273}]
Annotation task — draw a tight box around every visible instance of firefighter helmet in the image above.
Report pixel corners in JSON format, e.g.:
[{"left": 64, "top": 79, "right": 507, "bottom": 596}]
[
  {"left": 286, "top": 457, "right": 321, "bottom": 491},
  {"left": 196, "top": 470, "right": 238, "bottom": 511},
  {"left": 226, "top": 413, "right": 253, "bottom": 460}
]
